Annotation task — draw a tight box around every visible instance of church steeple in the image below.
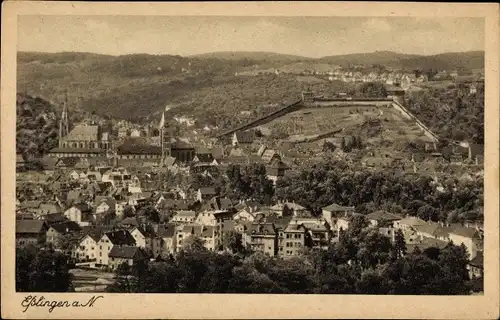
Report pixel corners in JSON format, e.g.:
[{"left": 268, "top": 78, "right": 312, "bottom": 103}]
[{"left": 58, "top": 92, "right": 70, "bottom": 147}]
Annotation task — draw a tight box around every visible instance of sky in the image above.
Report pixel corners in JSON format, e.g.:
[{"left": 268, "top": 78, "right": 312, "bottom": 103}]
[{"left": 18, "top": 16, "right": 485, "bottom": 57}]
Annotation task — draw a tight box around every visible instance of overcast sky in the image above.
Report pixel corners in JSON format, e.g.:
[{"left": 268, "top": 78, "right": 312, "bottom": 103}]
[{"left": 18, "top": 16, "right": 484, "bottom": 57}]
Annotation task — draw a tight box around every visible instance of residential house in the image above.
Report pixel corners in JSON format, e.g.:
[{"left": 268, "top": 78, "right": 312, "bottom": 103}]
[
  {"left": 266, "top": 160, "right": 289, "bottom": 185},
  {"left": 64, "top": 203, "right": 94, "bottom": 227},
  {"left": 366, "top": 211, "right": 402, "bottom": 228},
  {"left": 195, "top": 210, "right": 219, "bottom": 226},
  {"left": 46, "top": 221, "right": 82, "bottom": 248},
  {"left": 95, "top": 197, "right": 117, "bottom": 215},
  {"left": 468, "top": 251, "right": 483, "bottom": 279},
  {"left": 72, "top": 233, "right": 100, "bottom": 262},
  {"left": 322, "top": 203, "right": 355, "bottom": 228},
  {"left": 171, "top": 210, "right": 197, "bottom": 224},
  {"left": 243, "top": 223, "right": 277, "bottom": 256},
  {"left": 393, "top": 216, "right": 426, "bottom": 231},
  {"left": 128, "top": 226, "right": 163, "bottom": 258},
  {"left": 278, "top": 222, "right": 307, "bottom": 258},
  {"left": 449, "top": 226, "right": 482, "bottom": 259},
  {"left": 157, "top": 223, "right": 177, "bottom": 255},
  {"left": 108, "top": 246, "right": 147, "bottom": 270},
  {"left": 270, "top": 201, "right": 308, "bottom": 217},
  {"left": 97, "top": 229, "right": 136, "bottom": 266},
  {"left": 196, "top": 187, "right": 217, "bottom": 202},
  {"left": 414, "top": 221, "right": 441, "bottom": 240},
  {"left": 16, "top": 220, "right": 48, "bottom": 247},
  {"left": 176, "top": 224, "right": 217, "bottom": 251},
  {"left": 299, "top": 219, "right": 331, "bottom": 249}
]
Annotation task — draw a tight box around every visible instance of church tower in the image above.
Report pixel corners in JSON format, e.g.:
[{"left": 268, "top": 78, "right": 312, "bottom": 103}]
[{"left": 58, "top": 93, "right": 70, "bottom": 148}]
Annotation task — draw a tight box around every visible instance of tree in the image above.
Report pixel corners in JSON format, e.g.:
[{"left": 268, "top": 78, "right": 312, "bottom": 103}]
[
  {"left": 356, "top": 82, "right": 387, "bottom": 98},
  {"left": 123, "top": 205, "right": 135, "bottom": 218},
  {"left": 181, "top": 235, "right": 206, "bottom": 252},
  {"left": 223, "top": 231, "right": 245, "bottom": 254},
  {"left": 16, "top": 245, "right": 72, "bottom": 292},
  {"left": 138, "top": 205, "right": 160, "bottom": 223},
  {"left": 392, "top": 229, "right": 407, "bottom": 259}
]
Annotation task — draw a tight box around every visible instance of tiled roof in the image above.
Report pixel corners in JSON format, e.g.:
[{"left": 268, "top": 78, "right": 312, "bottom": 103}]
[
  {"left": 248, "top": 223, "right": 276, "bottom": 235},
  {"left": 121, "top": 217, "right": 139, "bottom": 227},
  {"left": 322, "top": 203, "right": 355, "bottom": 212},
  {"left": 366, "top": 210, "right": 402, "bottom": 222},
  {"left": 174, "top": 210, "right": 196, "bottom": 218},
  {"left": 199, "top": 187, "right": 217, "bottom": 195},
  {"left": 16, "top": 220, "right": 47, "bottom": 234},
  {"left": 234, "top": 131, "right": 255, "bottom": 144},
  {"left": 50, "top": 148, "right": 104, "bottom": 154},
  {"left": 64, "top": 124, "right": 100, "bottom": 141},
  {"left": 157, "top": 223, "right": 176, "bottom": 238},
  {"left": 414, "top": 222, "right": 441, "bottom": 235},
  {"left": 104, "top": 230, "right": 136, "bottom": 246},
  {"left": 171, "top": 140, "right": 194, "bottom": 150},
  {"left": 109, "top": 245, "right": 145, "bottom": 259},
  {"left": 450, "top": 226, "right": 480, "bottom": 239},
  {"left": 469, "top": 251, "right": 483, "bottom": 268},
  {"left": 49, "top": 221, "right": 82, "bottom": 234}
]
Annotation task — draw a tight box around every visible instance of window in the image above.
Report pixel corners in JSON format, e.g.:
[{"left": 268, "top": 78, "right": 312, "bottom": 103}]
[
  {"left": 100, "top": 245, "right": 102, "bottom": 250},
  {"left": 99, "top": 252, "right": 102, "bottom": 257}
]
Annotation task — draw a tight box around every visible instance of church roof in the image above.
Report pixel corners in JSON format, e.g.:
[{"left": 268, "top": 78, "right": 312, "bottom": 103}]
[{"left": 64, "top": 124, "right": 100, "bottom": 141}]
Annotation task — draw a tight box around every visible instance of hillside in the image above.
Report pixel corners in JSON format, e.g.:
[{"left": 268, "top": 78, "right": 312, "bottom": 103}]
[
  {"left": 189, "top": 51, "right": 310, "bottom": 62},
  {"left": 17, "top": 50, "right": 484, "bottom": 128},
  {"left": 319, "top": 50, "right": 484, "bottom": 70},
  {"left": 16, "top": 93, "right": 59, "bottom": 157}
]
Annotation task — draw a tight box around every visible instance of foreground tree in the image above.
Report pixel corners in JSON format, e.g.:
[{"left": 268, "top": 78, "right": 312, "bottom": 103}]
[{"left": 16, "top": 245, "right": 72, "bottom": 292}]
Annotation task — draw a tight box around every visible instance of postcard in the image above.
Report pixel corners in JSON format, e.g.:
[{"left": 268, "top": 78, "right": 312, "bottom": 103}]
[{"left": 1, "top": 1, "right": 499, "bottom": 319}]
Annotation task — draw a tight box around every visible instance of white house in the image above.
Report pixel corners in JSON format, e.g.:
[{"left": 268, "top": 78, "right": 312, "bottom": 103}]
[
  {"left": 97, "top": 230, "right": 136, "bottom": 267},
  {"left": 72, "top": 234, "right": 99, "bottom": 262},
  {"left": 64, "top": 203, "right": 93, "bottom": 227},
  {"left": 128, "top": 227, "right": 146, "bottom": 248},
  {"left": 171, "top": 210, "right": 197, "bottom": 224},
  {"left": 195, "top": 211, "right": 218, "bottom": 226}
]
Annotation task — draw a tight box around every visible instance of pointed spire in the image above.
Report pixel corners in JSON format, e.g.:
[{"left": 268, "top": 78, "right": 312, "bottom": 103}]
[{"left": 159, "top": 112, "right": 165, "bottom": 130}]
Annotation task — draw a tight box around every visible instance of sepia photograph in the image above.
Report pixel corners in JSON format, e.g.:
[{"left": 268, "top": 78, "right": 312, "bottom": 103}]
[{"left": 2, "top": 1, "right": 499, "bottom": 319}]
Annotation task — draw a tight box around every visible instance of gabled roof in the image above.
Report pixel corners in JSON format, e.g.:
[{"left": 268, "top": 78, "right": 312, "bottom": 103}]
[
  {"left": 322, "top": 203, "right": 355, "bottom": 212},
  {"left": 164, "top": 156, "right": 177, "bottom": 167},
  {"left": 397, "top": 216, "right": 426, "bottom": 227},
  {"left": 198, "top": 187, "right": 217, "bottom": 195},
  {"left": 366, "top": 210, "right": 402, "bottom": 222},
  {"left": 64, "top": 124, "right": 100, "bottom": 141},
  {"left": 233, "top": 131, "right": 255, "bottom": 144},
  {"left": 171, "top": 139, "right": 194, "bottom": 150},
  {"left": 157, "top": 223, "right": 176, "bottom": 238},
  {"left": 72, "top": 202, "right": 92, "bottom": 213},
  {"left": 248, "top": 223, "right": 276, "bottom": 235},
  {"left": 121, "top": 217, "right": 139, "bottom": 227},
  {"left": 49, "top": 221, "right": 82, "bottom": 234},
  {"left": 104, "top": 230, "right": 136, "bottom": 246},
  {"left": 16, "top": 220, "right": 47, "bottom": 234},
  {"left": 174, "top": 210, "right": 197, "bottom": 218},
  {"left": 469, "top": 251, "right": 483, "bottom": 268},
  {"left": 450, "top": 226, "right": 480, "bottom": 239},
  {"left": 109, "top": 245, "right": 146, "bottom": 260},
  {"left": 414, "top": 222, "right": 441, "bottom": 235}
]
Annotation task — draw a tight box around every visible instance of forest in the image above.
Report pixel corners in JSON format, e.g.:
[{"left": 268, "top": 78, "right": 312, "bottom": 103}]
[
  {"left": 103, "top": 217, "right": 479, "bottom": 294},
  {"left": 404, "top": 83, "right": 484, "bottom": 144},
  {"left": 16, "top": 93, "right": 59, "bottom": 159},
  {"left": 183, "top": 161, "right": 483, "bottom": 225}
]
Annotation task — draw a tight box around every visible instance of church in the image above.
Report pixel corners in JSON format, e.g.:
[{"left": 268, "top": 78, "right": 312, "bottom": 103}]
[{"left": 48, "top": 103, "right": 112, "bottom": 158}]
